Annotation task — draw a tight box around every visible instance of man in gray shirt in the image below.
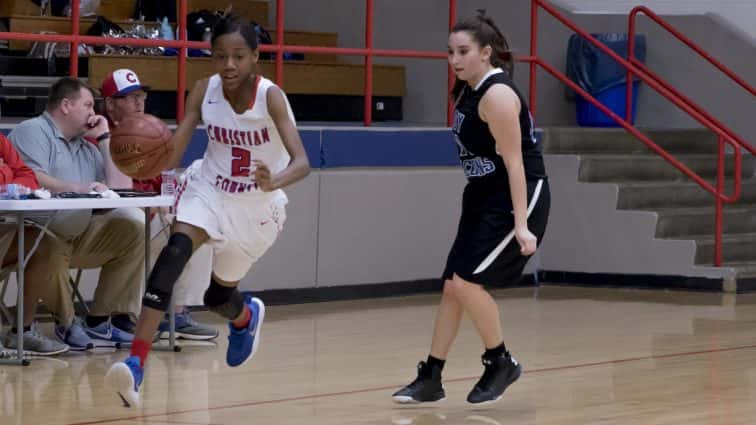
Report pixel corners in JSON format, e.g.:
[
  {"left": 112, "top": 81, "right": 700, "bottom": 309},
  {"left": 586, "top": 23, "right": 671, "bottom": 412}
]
[{"left": 9, "top": 77, "right": 145, "bottom": 351}]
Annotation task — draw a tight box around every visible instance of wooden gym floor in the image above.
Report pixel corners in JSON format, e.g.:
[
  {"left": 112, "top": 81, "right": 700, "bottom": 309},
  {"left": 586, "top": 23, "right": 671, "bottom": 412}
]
[{"left": 2, "top": 285, "right": 756, "bottom": 425}]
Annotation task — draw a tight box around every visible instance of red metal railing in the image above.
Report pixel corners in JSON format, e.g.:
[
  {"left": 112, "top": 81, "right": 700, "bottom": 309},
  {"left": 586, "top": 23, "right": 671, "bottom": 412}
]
[
  {"left": 0, "top": 0, "right": 453, "bottom": 123},
  {"left": 526, "top": 0, "right": 752, "bottom": 266},
  {"left": 627, "top": 5, "right": 756, "bottom": 156},
  {"left": 447, "top": 0, "right": 458, "bottom": 125},
  {"left": 625, "top": 5, "right": 755, "bottom": 267},
  {"left": 364, "top": 0, "right": 374, "bottom": 125},
  {"left": 177, "top": 0, "right": 188, "bottom": 120},
  {"left": 274, "top": 0, "right": 284, "bottom": 87}
]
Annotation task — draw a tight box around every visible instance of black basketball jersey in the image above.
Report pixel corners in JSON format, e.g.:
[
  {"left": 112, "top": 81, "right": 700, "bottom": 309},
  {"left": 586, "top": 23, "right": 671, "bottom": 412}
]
[{"left": 451, "top": 69, "right": 546, "bottom": 187}]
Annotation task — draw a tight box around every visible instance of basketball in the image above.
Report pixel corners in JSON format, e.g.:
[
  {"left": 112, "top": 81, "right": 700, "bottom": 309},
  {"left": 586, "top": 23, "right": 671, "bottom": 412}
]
[{"left": 110, "top": 113, "right": 174, "bottom": 180}]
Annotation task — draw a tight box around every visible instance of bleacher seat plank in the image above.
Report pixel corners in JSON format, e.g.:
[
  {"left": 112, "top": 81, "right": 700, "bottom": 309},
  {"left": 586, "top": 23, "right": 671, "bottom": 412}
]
[
  {"left": 97, "top": 0, "right": 138, "bottom": 21},
  {"left": 87, "top": 55, "right": 405, "bottom": 97},
  {"left": 0, "top": 0, "right": 269, "bottom": 24},
  {"left": 7, "top": 15, "right": 160, "bottom": 51},
  {"left": 270, "top": 30, "right": 338, "bottom": 63},
  {"left": 7, "top": 15, "right": 338, "bottom": 63},
  {"left": 184, "top": 0, "right": 268, "bottom": 25},
  {"left": 0, "top": 0, "right": 42, "bottom": 17}
]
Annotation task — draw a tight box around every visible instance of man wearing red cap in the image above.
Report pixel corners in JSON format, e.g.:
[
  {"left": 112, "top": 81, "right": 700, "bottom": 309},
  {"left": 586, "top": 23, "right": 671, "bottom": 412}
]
[
  {"left": 100, "top": 69, "right": 218, "bottom": 341},
  {"left": 100, "top": 69, "right": 147, "bottom": 101}
]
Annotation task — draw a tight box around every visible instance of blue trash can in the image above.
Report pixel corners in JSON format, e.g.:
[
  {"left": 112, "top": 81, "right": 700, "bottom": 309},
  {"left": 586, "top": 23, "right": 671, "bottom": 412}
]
[
  {"left": 576, "top": 81, "right": 639, "bottom": 127},
  {"left": 566, "top": 33, "right": 646, "bottom": 127}
]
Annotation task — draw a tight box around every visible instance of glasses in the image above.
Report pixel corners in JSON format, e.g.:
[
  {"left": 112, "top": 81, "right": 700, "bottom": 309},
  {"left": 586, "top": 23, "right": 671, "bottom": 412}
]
[{"left": 114, "top": 92, "right": 147, "bottom": 103}]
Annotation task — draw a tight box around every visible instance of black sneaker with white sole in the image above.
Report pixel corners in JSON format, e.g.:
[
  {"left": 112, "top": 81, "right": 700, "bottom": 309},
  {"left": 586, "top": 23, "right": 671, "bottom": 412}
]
[
  {"left": 466, "top": 353, "right": 521, "bottom": 404},
  {"left": 392, "top": 361, "right": 445, "bottom": 404}
]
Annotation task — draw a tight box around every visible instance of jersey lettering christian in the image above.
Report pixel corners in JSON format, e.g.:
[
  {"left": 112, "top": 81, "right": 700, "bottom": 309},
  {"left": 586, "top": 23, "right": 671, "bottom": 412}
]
[{"left": 199, "top": 74, "right": 293, "bottom": 195}]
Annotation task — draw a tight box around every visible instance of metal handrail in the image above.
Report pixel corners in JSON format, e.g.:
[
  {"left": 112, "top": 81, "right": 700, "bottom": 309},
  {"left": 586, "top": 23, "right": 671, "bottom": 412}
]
[
  {"left": 627, "top": 5, "right": 755, "bottom": 156},
  {"left": 528, "top": 0, "right": 750, "bottom": 266},
  {"left": 0, "top": 0, "right": 454, "bottom": 125}
]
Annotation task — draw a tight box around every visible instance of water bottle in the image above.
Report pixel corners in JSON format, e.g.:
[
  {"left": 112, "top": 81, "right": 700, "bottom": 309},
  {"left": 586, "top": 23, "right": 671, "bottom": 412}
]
[
  {"left": 161, "top": 170, "right": 177, "bottom": 197},
  {"left": 6, "top": 184, "right": 19, "bottom": 199},
  {"left": 160, "top": 16, "right": 175, "bottom": 40}
]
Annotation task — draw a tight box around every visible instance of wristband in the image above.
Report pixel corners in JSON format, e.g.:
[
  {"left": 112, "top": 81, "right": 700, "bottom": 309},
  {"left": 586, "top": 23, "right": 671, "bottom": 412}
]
[{"left": 96, "top": 132, "right": 111, "bottom": 142}]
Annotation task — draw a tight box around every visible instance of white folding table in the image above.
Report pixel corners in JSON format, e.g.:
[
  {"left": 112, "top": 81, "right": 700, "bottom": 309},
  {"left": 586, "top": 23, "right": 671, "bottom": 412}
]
[{"left": 0, "top": 195, "right": 179, "bottom": 365}]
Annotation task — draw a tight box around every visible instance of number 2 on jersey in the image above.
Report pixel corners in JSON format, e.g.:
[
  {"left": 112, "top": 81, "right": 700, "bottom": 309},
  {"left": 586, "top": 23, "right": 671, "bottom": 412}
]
[{"left": 231, "top": 147, "right": 252, "bottom": 177}]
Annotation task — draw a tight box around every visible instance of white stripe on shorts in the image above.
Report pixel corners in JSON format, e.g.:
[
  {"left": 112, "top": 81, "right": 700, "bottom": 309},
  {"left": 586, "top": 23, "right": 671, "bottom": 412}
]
[{"left": 473, "top": 179, "right": 544, "bottom": 275}]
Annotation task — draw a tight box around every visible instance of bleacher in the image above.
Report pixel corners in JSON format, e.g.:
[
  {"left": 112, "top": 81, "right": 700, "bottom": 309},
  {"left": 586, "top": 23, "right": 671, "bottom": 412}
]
[{"left": 0, "top": 0, "right": 406, "bottom": 121}]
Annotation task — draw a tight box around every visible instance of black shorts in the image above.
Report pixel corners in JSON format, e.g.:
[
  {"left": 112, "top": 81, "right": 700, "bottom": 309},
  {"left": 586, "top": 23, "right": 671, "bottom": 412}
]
[{"left": 442, "top": 179, "right": 550, "bottom": 287}]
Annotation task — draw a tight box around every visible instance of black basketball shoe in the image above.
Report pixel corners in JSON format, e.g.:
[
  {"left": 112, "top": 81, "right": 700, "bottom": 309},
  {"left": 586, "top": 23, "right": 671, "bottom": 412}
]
[
  {"left": 392, "top": 361, "right": 446, "bottom": 404},
  {"left": 466, "top": 353, "right": 521, "bottom": 404}
]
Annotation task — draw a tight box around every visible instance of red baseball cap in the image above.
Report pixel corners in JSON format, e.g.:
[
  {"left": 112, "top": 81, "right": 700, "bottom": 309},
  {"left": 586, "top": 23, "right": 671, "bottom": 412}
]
[{"left": 100, "top": 69, "right": 149, "bottom": 98}]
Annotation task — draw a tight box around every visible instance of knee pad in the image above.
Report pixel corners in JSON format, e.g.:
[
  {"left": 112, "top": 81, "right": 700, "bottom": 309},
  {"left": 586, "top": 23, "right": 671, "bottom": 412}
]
[
  {"left": 203, "top": 278, "right": 245, "bottom": 320},
  {"left": 142, "top": 233, "right": 193, "bottom": 311}
]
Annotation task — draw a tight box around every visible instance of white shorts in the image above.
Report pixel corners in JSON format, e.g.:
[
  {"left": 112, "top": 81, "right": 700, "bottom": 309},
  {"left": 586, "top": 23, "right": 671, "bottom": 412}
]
[{"left": 174, "top": 163, "right": 287, "bottom": 282}]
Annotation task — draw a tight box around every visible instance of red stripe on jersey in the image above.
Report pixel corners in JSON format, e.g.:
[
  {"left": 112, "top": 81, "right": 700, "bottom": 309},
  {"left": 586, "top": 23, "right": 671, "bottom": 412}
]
[{"left": 247, "top": 75, "right": 262, "bottom": 111}]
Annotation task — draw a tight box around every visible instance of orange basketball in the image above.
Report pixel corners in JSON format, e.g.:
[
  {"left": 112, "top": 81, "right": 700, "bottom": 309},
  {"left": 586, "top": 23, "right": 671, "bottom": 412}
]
[{"left": 110, "top": 114, "right": 174, "bottom": 180}]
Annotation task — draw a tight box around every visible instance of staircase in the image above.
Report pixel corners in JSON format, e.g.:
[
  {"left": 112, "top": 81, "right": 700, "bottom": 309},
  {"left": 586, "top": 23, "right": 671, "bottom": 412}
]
[{"left": 543, "top": 126, "right": 756, "bottom": 290}]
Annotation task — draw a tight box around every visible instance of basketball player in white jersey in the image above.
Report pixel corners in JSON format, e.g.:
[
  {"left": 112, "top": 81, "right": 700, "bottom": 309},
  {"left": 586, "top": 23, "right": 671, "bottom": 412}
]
[{"left": 105, "top": 13, "right": 310, "bottom": 407}]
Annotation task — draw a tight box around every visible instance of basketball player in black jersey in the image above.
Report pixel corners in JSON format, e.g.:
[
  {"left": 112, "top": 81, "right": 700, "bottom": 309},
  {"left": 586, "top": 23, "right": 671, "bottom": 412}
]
[{"left": 392, "top": 11, "right": 550, "bottom": 405}]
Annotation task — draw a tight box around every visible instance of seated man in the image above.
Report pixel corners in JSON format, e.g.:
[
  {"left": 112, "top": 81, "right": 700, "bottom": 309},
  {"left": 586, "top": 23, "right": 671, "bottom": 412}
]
[
  {"left": 0, "top": 133, "right": 68, "bottom": 356},
  {"left": 100, "top": 69, "right": 217, "bottom": 341},
  {"left": 8, "top": 77, "right": 146, "bottom": 350}
]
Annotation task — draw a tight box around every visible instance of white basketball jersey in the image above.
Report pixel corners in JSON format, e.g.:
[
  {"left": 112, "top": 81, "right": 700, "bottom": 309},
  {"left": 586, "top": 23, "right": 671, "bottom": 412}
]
[{"left": 199, "top": 74, "right": 293, "bottom": 197}]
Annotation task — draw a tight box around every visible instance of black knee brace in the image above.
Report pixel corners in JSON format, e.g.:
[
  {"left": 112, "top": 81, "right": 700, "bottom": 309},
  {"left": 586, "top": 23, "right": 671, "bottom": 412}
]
[
  {"left": 203, "top": 278, "right": 245, "bottom": 320},
  {"left": 142, "top": 233, "right": 193, "bottom": 311}
]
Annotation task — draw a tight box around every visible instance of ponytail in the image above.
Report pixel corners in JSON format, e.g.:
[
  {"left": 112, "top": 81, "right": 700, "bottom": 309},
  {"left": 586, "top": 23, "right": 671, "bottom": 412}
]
[{"left": 450, "top": 10, "right": 514, "bottom": 100}]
